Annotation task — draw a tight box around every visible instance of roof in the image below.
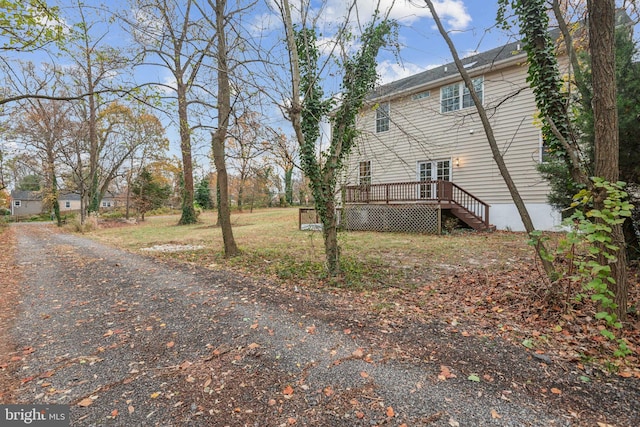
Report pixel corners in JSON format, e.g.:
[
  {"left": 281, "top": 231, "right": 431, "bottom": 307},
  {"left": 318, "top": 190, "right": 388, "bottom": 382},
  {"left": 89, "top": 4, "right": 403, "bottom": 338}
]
[
  {"left": 370, "top": 9, "right": 632, "bottom": 103},
  {"left": 59, "top": 192, "right": 81, "bottom": 201},
  {"left": 369, "top": 39, "right": 527, "bottom": 101},
  {"left": 10, "top": 190, "right": 83, "bottom": 201},
  {"left": 10, "top": 190, "right": 41, "bottom": 200}
]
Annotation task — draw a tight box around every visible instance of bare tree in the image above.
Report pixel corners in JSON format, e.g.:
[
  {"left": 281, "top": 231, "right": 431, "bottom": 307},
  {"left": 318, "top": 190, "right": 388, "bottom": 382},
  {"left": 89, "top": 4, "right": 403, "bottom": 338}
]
[
  {"left": 226, "top": 110, "right": 270, "bottom": 211},
  {"left": 63, "top": 1, "right": 130, "bottom": 220},
  {"left": 127, "top": 0, "right": 216, "bottom": 225},
  {"left": 209, "top": 0, "right": 239, "bottom": 257},
  {"left": 11, "top": 96, "right": 72, "bottom": 225},
  {"left": 411, "top": 0, "right": 556, "bottom": 277},
  {"left": 270, "top": 132, "right": 299, "bottom": 206}
]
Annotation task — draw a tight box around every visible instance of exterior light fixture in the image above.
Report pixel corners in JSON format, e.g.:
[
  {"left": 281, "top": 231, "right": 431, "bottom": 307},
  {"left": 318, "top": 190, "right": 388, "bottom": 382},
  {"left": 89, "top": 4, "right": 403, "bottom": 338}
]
[{"left": 455, "top": 157, "right": 460, "bottom": 167}]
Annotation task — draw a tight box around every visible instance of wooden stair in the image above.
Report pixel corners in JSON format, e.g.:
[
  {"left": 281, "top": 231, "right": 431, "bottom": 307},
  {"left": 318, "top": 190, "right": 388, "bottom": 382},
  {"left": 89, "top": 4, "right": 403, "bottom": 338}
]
[{"left": 450, "top": 205, "right": 496, "bottom": 232}]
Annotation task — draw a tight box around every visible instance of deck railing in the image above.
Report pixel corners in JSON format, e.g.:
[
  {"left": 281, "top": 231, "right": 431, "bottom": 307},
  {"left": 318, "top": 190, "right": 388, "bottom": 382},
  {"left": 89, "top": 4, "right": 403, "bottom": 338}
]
[{"left": 343, "top": 180, "right": 490, "bottom": 227}]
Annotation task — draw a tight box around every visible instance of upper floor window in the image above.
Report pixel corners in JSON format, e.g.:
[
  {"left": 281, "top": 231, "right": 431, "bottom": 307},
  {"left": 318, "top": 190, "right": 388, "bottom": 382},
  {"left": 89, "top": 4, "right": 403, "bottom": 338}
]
[
  {"left": 375, "top": 102, "right": 390, "bottom": 133},
  {"left": 65, "top": 201, "right": 71, "bottom": 208},
  {"left": 359, "top": 161, "right": 371, "bottom": 185},
  {"left": 14, "top": 200, "right": 21, "bottom": 207},
  {"left": 412, "top": 90, "right": 430, "bottom": 100},
  {"left": 441, "top": 77, "right": 484, "bottom": 113}
]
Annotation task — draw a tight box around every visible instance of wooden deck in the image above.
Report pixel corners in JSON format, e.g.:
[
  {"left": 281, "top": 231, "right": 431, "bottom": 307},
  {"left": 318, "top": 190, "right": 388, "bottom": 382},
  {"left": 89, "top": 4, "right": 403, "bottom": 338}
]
[{"left": 342, "top": 180, "right": 493, "bottom": 231}]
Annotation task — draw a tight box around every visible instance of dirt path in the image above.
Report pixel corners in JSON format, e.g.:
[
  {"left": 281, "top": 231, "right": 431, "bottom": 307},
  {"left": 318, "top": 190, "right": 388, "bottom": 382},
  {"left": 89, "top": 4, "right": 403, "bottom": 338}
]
[{"left": 1, "top": 223, "right": 638, "bottom": 426}]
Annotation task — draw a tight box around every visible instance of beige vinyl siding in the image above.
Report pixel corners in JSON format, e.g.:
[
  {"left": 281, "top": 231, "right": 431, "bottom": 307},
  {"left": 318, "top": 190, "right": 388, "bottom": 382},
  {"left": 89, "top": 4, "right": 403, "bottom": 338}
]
[
  {"left": 12, "top": 199, "right": 43, "bottom": 216},
  {"left": 60, "top": 199, "right": 82, "bottom": 212},
  {"left": 348, "top": 61, "right": 550, "bottom": 206}
]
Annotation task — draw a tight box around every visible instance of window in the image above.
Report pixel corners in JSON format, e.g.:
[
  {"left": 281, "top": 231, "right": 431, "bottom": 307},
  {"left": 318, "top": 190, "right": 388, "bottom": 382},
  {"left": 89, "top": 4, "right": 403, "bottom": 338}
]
[
  {"left": 440, "top": 84, "right": 459, "bottom": 113},
  {"left": 441, "top": 77, "right": 483, "bottom": 112},
  {"left": 412, "top": 91, "right": 430, "bottom": 100},
  {"left": 375, "top": 102, "right": 390, "bottom": 133},
  {"left": 359, "top": 161, "right": 371, "bottom": 185},
  {"left": 102, "top": 201, "right": 112, "bottom": 208},
  {"left": 65, "top": 201, "right": 71, "bottom": 208},
  {"left": 14, "top": 200, "right": 21, "bottom": 207}
]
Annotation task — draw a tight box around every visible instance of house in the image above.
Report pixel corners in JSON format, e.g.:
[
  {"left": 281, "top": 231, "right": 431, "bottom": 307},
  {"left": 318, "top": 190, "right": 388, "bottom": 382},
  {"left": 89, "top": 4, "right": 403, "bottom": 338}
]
[
  {"left": 343, "top": 39, "right": 565, "bottom": 232},
  {"left": 10, "top": 191, "right": 43, "bottom": 217},
  {"left": 10, "top": 190, "right": 120, "bottom": 217},
  {"left": 58, "top": 193, "right": 82, "bottom": 212}
]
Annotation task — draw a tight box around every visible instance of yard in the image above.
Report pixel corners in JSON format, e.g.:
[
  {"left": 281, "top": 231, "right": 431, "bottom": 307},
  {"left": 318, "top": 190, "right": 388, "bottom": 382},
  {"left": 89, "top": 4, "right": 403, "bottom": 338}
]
[{"left": 89, "top": 208, "right": 640, "bottom": 375}]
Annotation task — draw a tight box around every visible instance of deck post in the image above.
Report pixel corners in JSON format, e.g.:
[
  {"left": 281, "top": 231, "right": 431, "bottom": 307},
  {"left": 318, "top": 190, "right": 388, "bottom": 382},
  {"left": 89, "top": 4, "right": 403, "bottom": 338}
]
[{"left": 484, "top": 204, "right": 489, "bottom": 228}]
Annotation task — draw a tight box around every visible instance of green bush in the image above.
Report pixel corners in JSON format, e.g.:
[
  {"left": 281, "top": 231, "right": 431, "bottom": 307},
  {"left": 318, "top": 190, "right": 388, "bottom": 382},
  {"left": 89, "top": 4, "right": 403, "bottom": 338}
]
[{"left": 100, "top": 209, "right": 125, "bottom": 219}]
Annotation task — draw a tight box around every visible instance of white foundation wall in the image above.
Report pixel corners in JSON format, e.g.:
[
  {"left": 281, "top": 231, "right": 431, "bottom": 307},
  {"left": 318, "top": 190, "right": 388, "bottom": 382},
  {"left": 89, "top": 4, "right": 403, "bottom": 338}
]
[{"left": 490, "top": 203, "right": 562, "bottom": 232}]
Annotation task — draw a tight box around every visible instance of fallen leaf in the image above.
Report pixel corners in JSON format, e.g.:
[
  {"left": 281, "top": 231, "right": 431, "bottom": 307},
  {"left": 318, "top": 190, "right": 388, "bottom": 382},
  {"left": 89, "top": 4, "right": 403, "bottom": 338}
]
[
  {"left": 448, "top": 418, "right": 460, "bottom": 427},
  {"left": 306, "top": 325, "right": 316, "bottom": 334},
  {"left": 344, "top": 328, "right": 351, "bottom": 334},
  {"left": 288, "top": 418, "right": 297, "bottom": 425},
  {"left": 323, "top": 386, "right": 334, "bottom": 397},
  {"left": 268, "top": 399, "right": 276, "bottom": 406},
  {"left": 619, "top": 371, "right": 633, "bottom": 378},
  {"left": 250, "top": 323, "right": 259, "bottom": 329},
  {"left": 491, "top": 409, "right": 501, "bottom": 419},
  {"left": 128, "top": 406, "right": 134, "bottom": 414},
  {"left": 352, "top": 348, "right": 364, "bottom": 358},
  {"left": 166, "top": 341, "right": 175, "bottom": 348},
  {"left": 283, "top": 385, "right": 294, "bottom": 396},
  {"left": 360, "top": 371, "right": 369, "bottom": 379},
  {"left": 103, "top": 330, "right": 114, "bottom": 337},
  {"left": 551, "top": 388, "right": 562, "bottom": 395},
  {"left": 248, "top": 342, "right": 260, "bottom": 350},
  {"left": 386, "top": 406, "right": 395, "bottom": 417},
  {"left": 78, "top": 398, "right": 94, "bottom": 407},
  {"left": 356, "top": 411, "right": 365, "bottom": 419},
  {"left": 438, "top": 365, "right": 456, "bottom": 380},
  {"left": 150, "top": 392, "right": 161, "bottom": 399},
  {"left": 111, "top": 409, "right": 119, "bottom": 417},
  {"left": 468, "top": 374, "right": 480, "bottom": 382}
]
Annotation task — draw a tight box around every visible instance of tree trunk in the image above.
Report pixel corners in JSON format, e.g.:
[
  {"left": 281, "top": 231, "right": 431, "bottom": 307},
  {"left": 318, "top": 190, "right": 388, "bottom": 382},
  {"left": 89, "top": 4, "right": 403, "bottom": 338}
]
[
  {"left": 211, "top": 0, "right": 239, "bottom": 257},
  {"left": 177, "top": 82, "right": 197, "bottom": 225},
  {"left": 321, "top": 195, "right": 339, "bottom": 275},
  {"left": 588, "top": 0, "right": 627, "bottom": 320},
  {"left": 284, "top": 167, "right": 293, "bottom": 205},
  {"left": 212, "top": 138, "right": 238, "bottom": 256}
]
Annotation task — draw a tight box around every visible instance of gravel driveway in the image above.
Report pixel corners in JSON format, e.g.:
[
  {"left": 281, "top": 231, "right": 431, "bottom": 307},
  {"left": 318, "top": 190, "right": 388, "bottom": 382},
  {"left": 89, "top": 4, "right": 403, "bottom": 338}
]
[{"left": 2, "top": 223, "right": 637, "bottom": 426}]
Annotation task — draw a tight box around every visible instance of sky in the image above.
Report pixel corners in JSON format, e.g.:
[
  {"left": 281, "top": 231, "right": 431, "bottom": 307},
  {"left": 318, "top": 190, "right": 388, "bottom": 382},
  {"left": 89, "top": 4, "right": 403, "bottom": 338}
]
[
  {"left": 339, "top": 0, "right": 511, "bottom": 84},
  {"left": 0, "top": 1, "right": 589, "bottom": 177}
]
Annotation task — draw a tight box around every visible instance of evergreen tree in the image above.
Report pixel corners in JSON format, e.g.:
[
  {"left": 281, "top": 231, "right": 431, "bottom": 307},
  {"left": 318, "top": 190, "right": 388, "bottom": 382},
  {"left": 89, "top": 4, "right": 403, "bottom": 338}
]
[
  {"left": 195, "top": 177, "right": 213, "bottom": 209},
  {"left": 132, "top": 167, "right": 171, "bottom": 220}
]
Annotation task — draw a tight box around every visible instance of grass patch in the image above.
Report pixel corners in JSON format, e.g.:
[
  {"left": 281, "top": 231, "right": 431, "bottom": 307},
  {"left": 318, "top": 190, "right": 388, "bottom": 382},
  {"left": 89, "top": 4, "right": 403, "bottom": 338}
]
[{"left": 89, "top": 208, "right": 533, "bottom": 291}]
